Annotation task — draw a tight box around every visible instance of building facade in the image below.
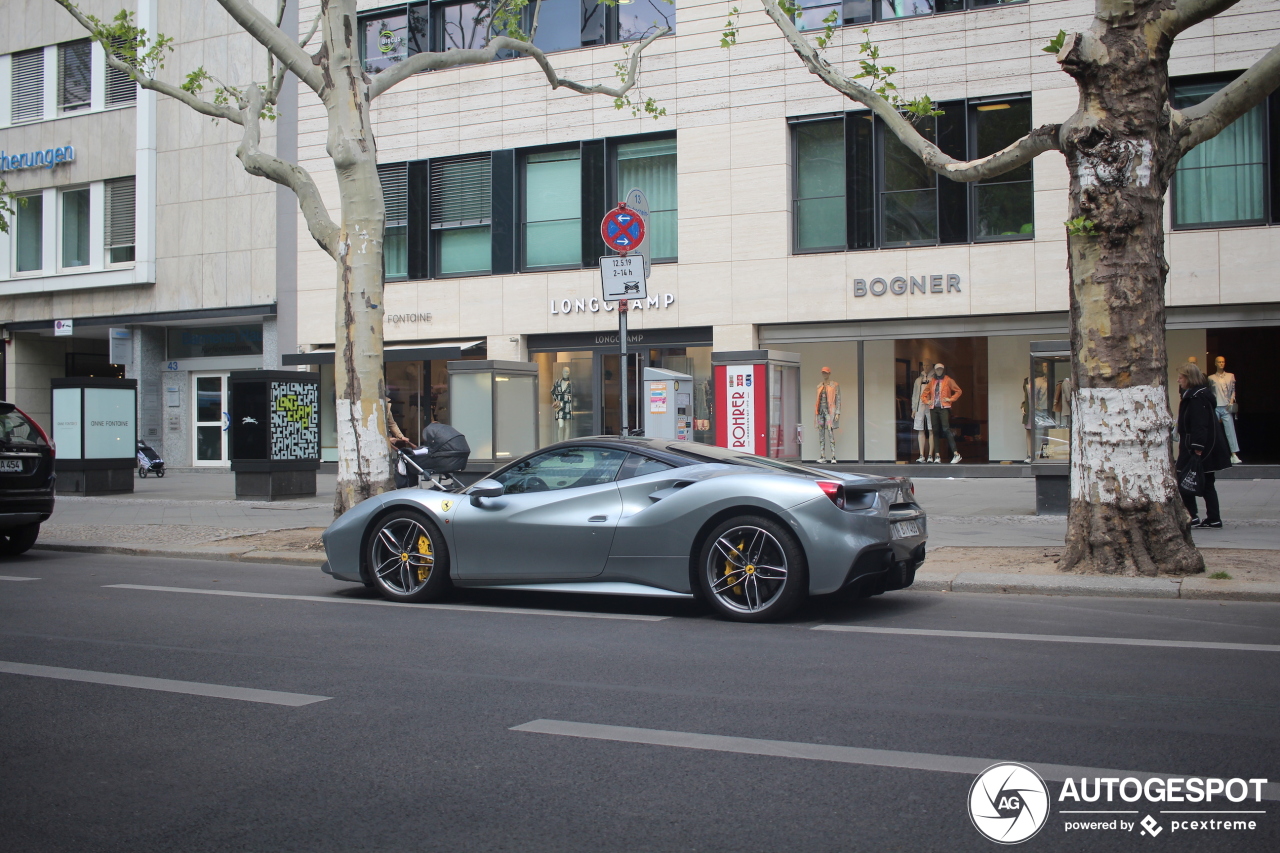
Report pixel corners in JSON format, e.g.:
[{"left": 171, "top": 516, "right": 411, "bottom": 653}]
[
  {"left": 0, "top": 0, "right": 297, "bottom": 468},
  {"left": 298, "top": 1, "right": 1280, "bottom": 466}
]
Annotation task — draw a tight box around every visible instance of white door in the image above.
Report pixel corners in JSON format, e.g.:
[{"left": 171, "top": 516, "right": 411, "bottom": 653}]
[{"left": 192, "top": 373, "right": 230, "bottom": 466}]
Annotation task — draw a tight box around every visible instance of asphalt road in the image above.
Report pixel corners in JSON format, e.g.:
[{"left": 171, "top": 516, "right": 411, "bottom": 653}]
[{"left": 1, "top": 550, "right": 1277, "bottom": 853}]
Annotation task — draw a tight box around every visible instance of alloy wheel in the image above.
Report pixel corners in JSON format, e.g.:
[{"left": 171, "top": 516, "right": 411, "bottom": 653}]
[
  {"left": 705, "top": 525, "right": 789, "bottom": 614},
  {"left": 371, "top": 517, "right": 436, "bottom": 596}
]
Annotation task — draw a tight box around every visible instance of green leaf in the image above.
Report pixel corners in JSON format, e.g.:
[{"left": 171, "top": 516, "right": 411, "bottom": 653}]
[{"left": 1043, "top": 29, "right": 1067, "bottom": 55}]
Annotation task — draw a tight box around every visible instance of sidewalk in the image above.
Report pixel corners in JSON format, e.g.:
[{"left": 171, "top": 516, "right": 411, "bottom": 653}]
[{"left": 30, "top": 471, "right": 1280, "bottom": 603}]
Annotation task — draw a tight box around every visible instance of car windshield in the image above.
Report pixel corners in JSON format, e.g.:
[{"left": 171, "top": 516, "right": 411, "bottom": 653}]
[
  {"left": 662, "top": 443, "right": 820, "bottom": 477},
  {"left": 0, "top": 410, "right": 43, "bottom": 447}
]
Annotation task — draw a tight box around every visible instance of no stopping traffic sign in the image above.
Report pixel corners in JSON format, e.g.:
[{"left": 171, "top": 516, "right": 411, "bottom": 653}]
[{"left": 600, "top": 205, "right": 646, "bottom": 253}]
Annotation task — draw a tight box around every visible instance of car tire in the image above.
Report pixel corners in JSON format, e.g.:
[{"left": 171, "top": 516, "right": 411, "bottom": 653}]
[
  {"left": 697, "top": 515, "right": 807, "bottom": 622},
  {"left": 366, "top": 509, "right": 451, "bottom": 603},
  {"left": 0, "top": 523, "right": 41, "bottom": 557}
]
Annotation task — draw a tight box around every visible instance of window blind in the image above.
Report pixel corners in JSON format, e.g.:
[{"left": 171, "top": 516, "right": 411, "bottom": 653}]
[
  {"left": 378, "top": 163, "right": 409, "bottom": 226},
  {"left": 105, "top": 177, "right": 136, "bottom": 250},
  {"left": 59, "top": 41, "right": 92, "bottom": 112},
  {"left": 430, "top": 156, "right": 491, "bottom": 227},
  {"left": 105, "top": 38, "right": 137, "bottom": 106},
  {"left": 11, "top": 49, "right": 45, "bottom": 123}
]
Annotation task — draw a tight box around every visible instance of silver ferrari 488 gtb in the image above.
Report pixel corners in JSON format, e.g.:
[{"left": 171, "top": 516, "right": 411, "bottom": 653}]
[{"left": 320, "top": 436, "right": 927, "bottom": 622}]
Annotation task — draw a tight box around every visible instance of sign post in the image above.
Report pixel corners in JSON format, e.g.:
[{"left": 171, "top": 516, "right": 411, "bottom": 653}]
[{"left": 599, "top": 203, "right": 648, "bottom": 436}]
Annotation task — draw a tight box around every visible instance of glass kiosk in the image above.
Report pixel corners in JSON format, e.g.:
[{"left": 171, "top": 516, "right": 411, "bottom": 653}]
[{"left": 1030, "top": 341, "right": 1071, "bottom": 514}]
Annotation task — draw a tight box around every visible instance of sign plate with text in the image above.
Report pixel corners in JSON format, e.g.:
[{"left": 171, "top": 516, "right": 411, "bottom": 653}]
[{"left": 600, "top": 255, "right": 648, "bottom": 302}]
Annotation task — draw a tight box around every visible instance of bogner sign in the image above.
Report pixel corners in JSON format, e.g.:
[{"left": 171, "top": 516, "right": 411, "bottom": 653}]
[{"left": 854, "top": 273, "right": 962, "bottom": 297}]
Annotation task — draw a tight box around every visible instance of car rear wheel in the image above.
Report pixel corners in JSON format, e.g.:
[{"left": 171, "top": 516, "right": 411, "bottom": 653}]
[
  {"left": 697, "top": 516, "right": 807, "bottom": 622},
  {"left": 0, "top": 522, "right": 40, "bottom": 557},
  {"left": 366, "top": 510, "right": 451, "bottom": 603}
]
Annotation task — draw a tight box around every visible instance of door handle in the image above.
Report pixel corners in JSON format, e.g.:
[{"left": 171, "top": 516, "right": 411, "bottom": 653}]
[{"left": 588, "top": 515, "right": 608, "bottom": 523}]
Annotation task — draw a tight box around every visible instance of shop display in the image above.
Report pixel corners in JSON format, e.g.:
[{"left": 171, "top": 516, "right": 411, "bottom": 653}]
[
  {"left": 1209, "top": 356, "right": 1241, "bottom": 464},
  {"left": 814, "top": 367, "right": 841, "bottom": 463}
]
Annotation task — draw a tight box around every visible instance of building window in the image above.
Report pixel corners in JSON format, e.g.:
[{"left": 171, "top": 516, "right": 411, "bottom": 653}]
[
  {"left": 972, "top": 100, "right": 1035, "bottom": 240},
  {"left": 527, "top": 0, "right": 581, "bottom": 53},
  {"left": 105, "top": 177, "right": 136, "bottom": 264},
  {"left": 11, "top": 48, "right": 45, "bottom": 124},
  {"left": 615, "top": 138, "right": 677, "bottom": 261},
  {"left": 15, "top": 194, "right": 44, "bottom": 273},
  {"left": 431, "top": 155, "right": 492, "bottom": 276},
  {"left": 803, "top": 0, "right": 1017, "bottom": 27},
  {"left": 793, "top": 120, "right": 846, "bottom": 251},
  {"left": 60, "top": 187, "right": 91, "bottom": 268},
  {"left": 790, "top": 96, "right": 1032, "bottom": 253},
  {"left": 435, "top": 1, "right": 492, "bottom": 50},
  {"left": 1173, "top": 80, "right": 1267, "bottom": 228},
  {"left": 523, "top": 149, "right": 582, "bottom": 270},
  {"left": 105, "top": 39, "right": 138, "bottom": 106},
  {"left": 379, "top": 163, "right": 409, "bottom": 279},
  {"left": 880, "top": 117, "right": 938, "bottom": 246},
  {"left": 359, "top": 4, "right": 429, "bottom": 73},
  {"left": 59, "top": 40, "right": 92, "bottom": 113}
]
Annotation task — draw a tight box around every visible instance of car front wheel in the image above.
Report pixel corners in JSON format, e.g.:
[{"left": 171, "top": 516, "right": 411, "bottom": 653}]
[
  {"left": 0, "top": 522, "right": 40, "bottom": 557},
  {"left": 697, "top": 516, "right": 807, "bottom": 622},
  {"left": 366, "top": 510, "right": 451, "bottom": 603}
]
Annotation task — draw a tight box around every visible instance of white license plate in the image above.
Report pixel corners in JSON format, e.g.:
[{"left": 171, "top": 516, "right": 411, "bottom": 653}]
[
  {"left": 891, "top": 519, "right": 921, "bottom": 539},
  {"left": 0, "top": 459, "right": 24, "bottom": 473}
]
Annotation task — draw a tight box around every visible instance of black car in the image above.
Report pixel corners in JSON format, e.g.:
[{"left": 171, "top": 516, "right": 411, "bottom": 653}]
[{"left": 0, "top": 402, "right": 55, "bottom": 555}]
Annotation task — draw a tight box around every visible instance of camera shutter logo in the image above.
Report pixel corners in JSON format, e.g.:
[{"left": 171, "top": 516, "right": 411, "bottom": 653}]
[{"left": 969, "top": 762, "right": 1050, "bottom": 844}]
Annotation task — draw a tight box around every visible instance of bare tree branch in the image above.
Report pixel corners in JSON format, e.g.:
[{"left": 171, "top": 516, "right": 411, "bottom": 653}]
[
  {"left": 215, "top": 0, "right": 325, "bottom": 95},
  {"left": 236, "top": 86, "right": 340, "bottom": 258},
  {"left": 1176, "top": 40, "right": 1280, "bottom": 157},
  {"left": 1151, "top": 0, "right": 1241, "bottom": 42},
  {"left": 759, "top": 0, "right": 1059, "bottom": 181},
  {"left": 369, "top": 27, "right": 669, "bottom": 101},
  {"left": 52, "top": 0, "right": 244, "bottom": 122},
  {"left": 271, "top": 10, "right": 323, "bottom": 104}
]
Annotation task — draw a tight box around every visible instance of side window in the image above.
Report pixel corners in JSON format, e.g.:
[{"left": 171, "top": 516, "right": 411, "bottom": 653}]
[
  {"left": 617, "top": 453, "right": 676, "bottom": 481},
  {"left": 495, "top": 447, "right": 627, "bottom": 493}
]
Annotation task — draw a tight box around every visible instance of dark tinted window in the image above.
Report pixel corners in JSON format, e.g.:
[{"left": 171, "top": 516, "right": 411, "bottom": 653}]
[
  {"left": 0, "top": 411, "right": 44, "bottom": 446},
  {"left": 617, "top": 453, "right": 675, "bottom": 480},
  {"left": 494, "top": 446, "right": 627, "bottom": 492}
]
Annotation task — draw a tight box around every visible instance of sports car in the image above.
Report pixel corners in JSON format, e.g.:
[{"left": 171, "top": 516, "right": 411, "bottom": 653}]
[{"left": 320, "top": 436, "right": 927, "bottom": 622}]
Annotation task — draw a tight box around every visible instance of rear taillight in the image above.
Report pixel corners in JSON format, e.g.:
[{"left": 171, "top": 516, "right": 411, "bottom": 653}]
[
  {"left": 817, "top": 480, "right": 845, "bottom": 509},
  {"left": 18, "top": 406, "right": 54, "bottom": 458}
]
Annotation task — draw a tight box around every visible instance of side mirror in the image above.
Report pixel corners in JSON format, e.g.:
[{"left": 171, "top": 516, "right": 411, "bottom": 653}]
[{"left": 469, "top": 478, "right": 504, "bottom": 506}]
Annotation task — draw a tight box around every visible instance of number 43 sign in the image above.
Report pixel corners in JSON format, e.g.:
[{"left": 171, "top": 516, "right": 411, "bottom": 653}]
[{"left": 600, "top": 255, "right": 647, "bottom": 301}]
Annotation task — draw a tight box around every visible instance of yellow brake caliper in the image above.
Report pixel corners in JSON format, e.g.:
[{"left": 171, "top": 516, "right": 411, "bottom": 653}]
[
  {"left": 726, "top": 537, "right": 747, "bottom": 596},
  {"left": 416, "top": 534, "right": 433, "bottom": 582}
]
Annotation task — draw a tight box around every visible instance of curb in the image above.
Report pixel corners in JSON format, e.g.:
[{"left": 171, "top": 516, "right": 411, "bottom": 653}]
[
  {"left": 33, "top": 541, "right": 323, "bottom": 568},
  {"left": 913, "top": 571, "right": 1280, "bottom": 602}
]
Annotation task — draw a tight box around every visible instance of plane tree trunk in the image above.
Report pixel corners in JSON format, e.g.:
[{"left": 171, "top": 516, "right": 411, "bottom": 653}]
[
  {"left": 1056, "top": 13, "right": 1202, "bottom": 575},
  {"left": 324, "top": 6, "right": 394, "bottom": 515}
]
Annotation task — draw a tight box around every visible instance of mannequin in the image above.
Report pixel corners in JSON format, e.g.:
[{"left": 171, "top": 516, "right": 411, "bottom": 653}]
[
  {"left": 814, "top": 367, "right": 841, "bottom": 463},
  {"left": 920, "top": 363, "right": 962, "bottom": 463},
  {"left": 551, "top": 366, "right": 573, "bottom": 442},
  {"left": 1022, "top": 377, "right": 1032, "bottom": 463},
  {"left": 912, "top": 364, "right": 933, "bottom": 463},
  {"left": 1209, "top": 355, "right": 1241, "bottom": 464}
]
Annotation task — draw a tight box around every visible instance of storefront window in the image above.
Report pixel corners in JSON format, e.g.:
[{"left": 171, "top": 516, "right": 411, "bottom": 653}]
[
  {"left": 386, "top": 361, "right": 426, "bottom": 445},
  {"left": 1030, "top": 349, "right": 1071, "bottom": 462},
  {"left": 536, "top": 351, "right": 596, "bottom": 445},
  {"left": 650, "top": 347, "right": 713, "bottom": 443},
  {"left": 523, "top": 149, "right": 581, "bottom": 269},
  {"left": 167, "top": 325, "right": 264, "bottom": 359}
]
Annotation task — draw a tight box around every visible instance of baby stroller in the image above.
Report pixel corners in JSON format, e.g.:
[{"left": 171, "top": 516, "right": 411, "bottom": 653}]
[
  {"left": 137, "top": 440, "right": 165, "bottom": 478},
  {"left": 394, "top": 422, "right": 470, "bottom": 493}
]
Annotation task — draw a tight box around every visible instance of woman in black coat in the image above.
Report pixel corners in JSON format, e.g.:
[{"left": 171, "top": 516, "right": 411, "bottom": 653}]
[{"left": 1176, "top": 362, "right": 1232, "bottom": 528}]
